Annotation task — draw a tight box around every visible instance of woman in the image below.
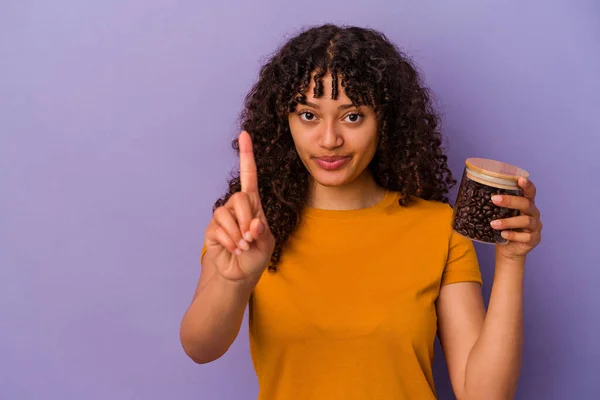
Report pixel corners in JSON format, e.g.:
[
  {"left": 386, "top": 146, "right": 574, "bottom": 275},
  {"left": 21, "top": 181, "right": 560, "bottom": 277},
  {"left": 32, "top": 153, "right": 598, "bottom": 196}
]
[{"left": 180, "top": 24, "right": 543, "bottom": 400}]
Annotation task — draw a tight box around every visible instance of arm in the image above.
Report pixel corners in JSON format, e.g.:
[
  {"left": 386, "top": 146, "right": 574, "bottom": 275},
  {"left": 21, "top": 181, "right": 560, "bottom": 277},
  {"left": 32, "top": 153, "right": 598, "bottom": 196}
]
[
  {"left": 437, "top": 255, "right": 524, "bottom": 400},
  {"left": 438, "top": 177, "right": 541, "bottom": 399},
  {"left": 179, "top": 257, "right": 256, "bottom": 364},
  {"left": 179, "top": 131, "right": 275, "bottom": 364}
]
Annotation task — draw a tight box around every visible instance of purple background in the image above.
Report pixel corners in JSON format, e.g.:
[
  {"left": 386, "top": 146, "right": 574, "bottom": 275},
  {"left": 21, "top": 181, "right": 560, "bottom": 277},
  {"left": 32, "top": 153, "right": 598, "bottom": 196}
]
[{"left": 1, "top": 1, "right": 599, "bottom": 399}]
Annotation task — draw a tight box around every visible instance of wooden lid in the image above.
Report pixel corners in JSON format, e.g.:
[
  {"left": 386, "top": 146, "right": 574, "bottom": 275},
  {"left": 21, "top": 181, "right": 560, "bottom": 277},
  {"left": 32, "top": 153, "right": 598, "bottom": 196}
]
[{"left": 465, "top": 158, "right": 529, "bottom": 181}]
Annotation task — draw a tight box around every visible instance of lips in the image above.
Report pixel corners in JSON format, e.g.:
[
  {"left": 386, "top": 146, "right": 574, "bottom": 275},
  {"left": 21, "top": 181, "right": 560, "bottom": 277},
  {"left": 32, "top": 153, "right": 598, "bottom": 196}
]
[
  {"left": 313, "top": 155, "right": 351, "bottom": 170},
  {"left": 316, "top": 155, "right": 347, "bottom": 162}
]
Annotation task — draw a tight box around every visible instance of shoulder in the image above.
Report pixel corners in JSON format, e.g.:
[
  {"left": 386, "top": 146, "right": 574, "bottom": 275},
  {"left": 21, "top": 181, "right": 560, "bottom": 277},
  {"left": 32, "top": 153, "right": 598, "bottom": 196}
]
[
  {"left": 381, "top": 192, "right": 456, "bottom": 242},
  {"left": 408, "top": 195, "right": 453, "bottom": 212},
  {"left": 390, "top": 193, "right": 454, "bottom": 221}
]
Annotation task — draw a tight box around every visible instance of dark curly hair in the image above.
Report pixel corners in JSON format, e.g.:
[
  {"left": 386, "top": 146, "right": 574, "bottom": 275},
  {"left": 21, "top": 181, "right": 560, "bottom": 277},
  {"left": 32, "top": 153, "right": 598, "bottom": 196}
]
[{"left": 214, "top": 24, "right": 455, "bottom": 271}]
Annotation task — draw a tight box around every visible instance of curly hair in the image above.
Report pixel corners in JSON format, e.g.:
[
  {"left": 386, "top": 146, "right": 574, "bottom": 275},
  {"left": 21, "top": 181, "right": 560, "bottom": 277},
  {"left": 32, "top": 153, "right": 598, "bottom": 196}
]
[{"left": 213, "top": 24, "right": 456, "bottom": 271}]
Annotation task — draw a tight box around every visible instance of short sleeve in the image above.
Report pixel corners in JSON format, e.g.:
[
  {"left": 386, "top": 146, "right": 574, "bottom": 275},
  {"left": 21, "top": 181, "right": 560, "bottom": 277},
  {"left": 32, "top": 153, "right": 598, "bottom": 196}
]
[{"left": 441, "top": 229, "right": 483, "bottom": 286}]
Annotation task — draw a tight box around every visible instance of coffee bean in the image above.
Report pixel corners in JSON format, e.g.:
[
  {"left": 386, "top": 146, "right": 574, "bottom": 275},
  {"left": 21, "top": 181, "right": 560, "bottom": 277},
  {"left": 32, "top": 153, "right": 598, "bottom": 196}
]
[{"left": 451, "top": 171, "right": 521, "bottom": 244}]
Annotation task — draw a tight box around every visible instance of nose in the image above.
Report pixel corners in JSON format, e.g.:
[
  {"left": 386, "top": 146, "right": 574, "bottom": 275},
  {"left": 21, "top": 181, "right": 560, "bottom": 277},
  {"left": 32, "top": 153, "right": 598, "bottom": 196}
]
[{"left": 318, "top": 120, "right": 344, "bottom": 149}]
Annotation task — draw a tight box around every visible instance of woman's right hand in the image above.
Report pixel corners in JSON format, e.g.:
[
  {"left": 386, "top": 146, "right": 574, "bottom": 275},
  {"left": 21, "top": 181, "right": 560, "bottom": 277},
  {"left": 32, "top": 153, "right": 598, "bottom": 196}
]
[{"left": 203, "top": 131, "right": 275, "bottom": 286}]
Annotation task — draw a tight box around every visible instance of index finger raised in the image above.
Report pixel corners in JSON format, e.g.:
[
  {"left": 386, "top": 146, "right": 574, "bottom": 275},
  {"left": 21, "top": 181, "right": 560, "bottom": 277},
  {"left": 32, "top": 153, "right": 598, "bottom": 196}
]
[{"left": 239, "top": 131, "right": 258, "bottom": 193}]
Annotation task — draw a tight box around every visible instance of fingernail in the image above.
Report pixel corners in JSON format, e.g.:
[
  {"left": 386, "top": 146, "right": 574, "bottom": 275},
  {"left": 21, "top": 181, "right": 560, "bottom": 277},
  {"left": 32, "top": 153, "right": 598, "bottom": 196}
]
[
  {"left": 491, "top": 195, "right": 502, "bottom": 203},
  {"left": 234, "top": 248, "right": 242, "bottom": 256},
  {"left": 491, "top": 220, "right": 501, "bottom": 228},
  {"left": 501, "top": 231, "right": 510, "bottom": 239},
  {"left": 238, "top": 239, "right": 249, "bottom": 251},
  {"left": 244, "top": 231, "right": 253, "bottom": 242}
]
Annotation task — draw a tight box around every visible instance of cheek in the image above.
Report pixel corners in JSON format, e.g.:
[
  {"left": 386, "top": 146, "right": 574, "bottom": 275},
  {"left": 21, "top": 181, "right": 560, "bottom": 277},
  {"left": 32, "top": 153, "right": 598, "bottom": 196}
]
[
  {"left": 289, "top": 131, "right": 311, "bottom": 163},
  {"left": 288, "top": 120, "right": 302, "bottom": 148},
  {"left": 355, "top": 128, "right": 379, "bottom": 159},
  {"left": 289, "top": 123, "right": 314, "bottom": 156}
]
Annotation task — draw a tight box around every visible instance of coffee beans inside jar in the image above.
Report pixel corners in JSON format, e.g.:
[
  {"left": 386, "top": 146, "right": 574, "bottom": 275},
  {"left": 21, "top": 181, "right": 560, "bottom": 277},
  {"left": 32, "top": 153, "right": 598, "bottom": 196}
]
[{"left": 451, "top": 158, "right": 529, "bottom": 244}]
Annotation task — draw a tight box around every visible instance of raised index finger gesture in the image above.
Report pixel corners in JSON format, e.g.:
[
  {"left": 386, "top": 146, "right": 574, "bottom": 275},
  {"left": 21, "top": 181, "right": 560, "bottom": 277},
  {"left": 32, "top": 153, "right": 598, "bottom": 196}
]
[{"left": 239, "top": 131, "right": 259, "bottom": 194}]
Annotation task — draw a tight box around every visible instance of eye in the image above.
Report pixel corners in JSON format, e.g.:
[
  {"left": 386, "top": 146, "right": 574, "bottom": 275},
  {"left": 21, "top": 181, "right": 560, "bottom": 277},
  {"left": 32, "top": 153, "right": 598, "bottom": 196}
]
[
  {"left": 344, "top": 112, "right": 363, "bottom": 123},
  {"left": 299, "top": 112, "right": 317, "bottom": 121}
]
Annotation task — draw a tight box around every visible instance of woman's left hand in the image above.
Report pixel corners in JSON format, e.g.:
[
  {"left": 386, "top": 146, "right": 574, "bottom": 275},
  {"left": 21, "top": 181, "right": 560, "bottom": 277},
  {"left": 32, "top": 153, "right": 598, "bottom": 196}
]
[{"left": 490, "top": 177, "right": 543, "bottom": 261}]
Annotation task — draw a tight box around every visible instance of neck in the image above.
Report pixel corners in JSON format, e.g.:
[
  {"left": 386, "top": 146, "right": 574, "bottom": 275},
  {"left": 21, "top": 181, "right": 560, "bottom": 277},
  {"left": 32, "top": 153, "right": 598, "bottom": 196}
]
[{"left": 307, "top": 172, "right": 386, "bottom": 211}]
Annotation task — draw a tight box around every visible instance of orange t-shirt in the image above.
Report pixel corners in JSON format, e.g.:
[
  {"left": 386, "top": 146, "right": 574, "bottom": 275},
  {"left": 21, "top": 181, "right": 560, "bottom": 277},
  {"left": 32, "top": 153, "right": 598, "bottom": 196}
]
[{"left": 204, "top": 190, "right": 482, "bottom": 399}]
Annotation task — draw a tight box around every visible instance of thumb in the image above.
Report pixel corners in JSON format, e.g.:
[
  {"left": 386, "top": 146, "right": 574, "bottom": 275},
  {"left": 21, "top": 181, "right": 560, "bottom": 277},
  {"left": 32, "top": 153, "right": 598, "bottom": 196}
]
[
  {"left": 249, "top": 217, "right": 267, "bottom": 239},
  {"left": 249, "top": 216, "right": 273, "bottom": 248}
]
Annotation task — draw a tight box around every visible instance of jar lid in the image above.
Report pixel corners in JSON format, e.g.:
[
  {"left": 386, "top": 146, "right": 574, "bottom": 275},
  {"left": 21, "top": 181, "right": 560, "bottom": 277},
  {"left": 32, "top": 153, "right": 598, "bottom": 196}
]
[{"left": 465, "top": 158, "right": 529, "bottom": 181}]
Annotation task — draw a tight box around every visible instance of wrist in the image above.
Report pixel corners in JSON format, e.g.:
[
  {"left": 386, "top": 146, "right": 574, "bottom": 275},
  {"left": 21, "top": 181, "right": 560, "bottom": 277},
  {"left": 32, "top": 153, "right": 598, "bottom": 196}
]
[
  {"left": 494, "top": 253, "right": 526, "bottom": 281},
  {"left": 214, "top": 269, "right": 260, "bottom": 294},
  {"left": 495, "top": 248, "right": 527, "bottom": 266}
]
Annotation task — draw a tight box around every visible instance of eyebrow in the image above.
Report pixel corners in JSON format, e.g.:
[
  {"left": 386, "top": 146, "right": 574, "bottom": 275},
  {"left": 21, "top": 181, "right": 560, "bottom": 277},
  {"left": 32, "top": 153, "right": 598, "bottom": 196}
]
[{"left": 301, "top": 100, "right": 357, "bottom": 110}]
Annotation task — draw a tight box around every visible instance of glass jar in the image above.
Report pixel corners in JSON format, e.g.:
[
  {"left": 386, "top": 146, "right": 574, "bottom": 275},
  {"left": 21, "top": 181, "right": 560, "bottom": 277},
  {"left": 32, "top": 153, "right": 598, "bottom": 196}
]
[{"left": 451, "top": 158, "right": 530, "bottom": 244}]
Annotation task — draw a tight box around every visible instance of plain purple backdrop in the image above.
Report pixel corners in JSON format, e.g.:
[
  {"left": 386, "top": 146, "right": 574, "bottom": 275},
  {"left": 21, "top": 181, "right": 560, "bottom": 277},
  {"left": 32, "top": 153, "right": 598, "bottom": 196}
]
[{"left": 1, "top": 1, "right": 599, "bottom": 399}]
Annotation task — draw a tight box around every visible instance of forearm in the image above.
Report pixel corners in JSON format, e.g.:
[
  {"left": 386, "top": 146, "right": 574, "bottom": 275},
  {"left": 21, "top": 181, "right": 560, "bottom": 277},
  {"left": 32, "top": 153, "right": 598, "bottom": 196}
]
[
  {"left": 179, "top": 269, "right": 255, "bottom": 364},
  {"left": 463, "top": 254, "right": 525, "bottom": 399}
]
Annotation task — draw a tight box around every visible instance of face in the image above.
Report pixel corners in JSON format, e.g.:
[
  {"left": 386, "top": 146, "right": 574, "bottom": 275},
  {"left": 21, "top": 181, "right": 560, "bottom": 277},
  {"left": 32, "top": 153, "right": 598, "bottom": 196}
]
[{"left": 288, "top": 73, "right": 379, "bottom": 188}]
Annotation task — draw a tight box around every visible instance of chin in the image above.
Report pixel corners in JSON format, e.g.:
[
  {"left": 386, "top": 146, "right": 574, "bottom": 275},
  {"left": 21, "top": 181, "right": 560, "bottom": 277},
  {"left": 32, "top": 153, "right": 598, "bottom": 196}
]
[{"left": 310, "top": 171, "right": 353, "bottom": 187}]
